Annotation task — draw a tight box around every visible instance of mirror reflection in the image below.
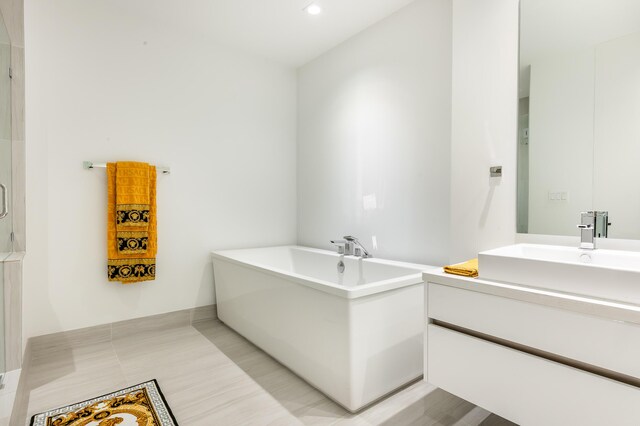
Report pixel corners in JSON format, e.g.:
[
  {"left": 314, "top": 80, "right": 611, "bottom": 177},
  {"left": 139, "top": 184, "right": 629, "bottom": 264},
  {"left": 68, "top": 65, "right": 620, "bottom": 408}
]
[{"left": 518, "top": 0, "right": 640, "bottom": 239}]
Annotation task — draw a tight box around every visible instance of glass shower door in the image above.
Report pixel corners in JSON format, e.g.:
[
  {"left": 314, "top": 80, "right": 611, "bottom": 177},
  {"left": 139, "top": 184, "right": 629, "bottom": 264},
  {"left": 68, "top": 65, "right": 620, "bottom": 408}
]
[{"left": 0, "top": 9, "right": 12, "bottom": 379}]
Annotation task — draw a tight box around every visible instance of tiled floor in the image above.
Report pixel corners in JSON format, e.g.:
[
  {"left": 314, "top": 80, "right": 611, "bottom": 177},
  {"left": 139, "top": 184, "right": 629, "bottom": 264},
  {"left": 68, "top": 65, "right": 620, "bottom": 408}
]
[{"left": 13, "top": 319, "right": 516, "bottom": 425}]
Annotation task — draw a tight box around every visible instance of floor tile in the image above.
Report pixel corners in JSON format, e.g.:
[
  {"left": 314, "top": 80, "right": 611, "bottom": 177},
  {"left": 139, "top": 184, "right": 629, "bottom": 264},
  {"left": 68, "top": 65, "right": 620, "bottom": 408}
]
[
  {"left": 22, "top": 342, "right": 127, "bottom": 422},
  {"left": 14, "top": 319, "right": 517, "bottom": 426}
]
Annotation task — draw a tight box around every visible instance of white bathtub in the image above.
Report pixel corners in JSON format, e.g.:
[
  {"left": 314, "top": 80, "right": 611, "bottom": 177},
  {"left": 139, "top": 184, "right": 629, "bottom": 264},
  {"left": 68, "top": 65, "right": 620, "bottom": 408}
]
[{"left": 211, "top": 245, "right": 435, "bottom": 412}]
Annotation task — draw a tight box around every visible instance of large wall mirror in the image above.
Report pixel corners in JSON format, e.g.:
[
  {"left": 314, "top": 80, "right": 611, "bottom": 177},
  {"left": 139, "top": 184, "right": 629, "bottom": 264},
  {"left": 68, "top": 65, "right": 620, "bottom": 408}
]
[{"left": 517, "top": 0, "right": 640, "bottom": 239}]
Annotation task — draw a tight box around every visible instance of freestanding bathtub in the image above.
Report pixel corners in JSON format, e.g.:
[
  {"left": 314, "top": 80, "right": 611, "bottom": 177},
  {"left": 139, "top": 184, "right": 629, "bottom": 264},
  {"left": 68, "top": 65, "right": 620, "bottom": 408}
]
[{"left": 211, "top": 245, "right": 435, "bottom": 412}]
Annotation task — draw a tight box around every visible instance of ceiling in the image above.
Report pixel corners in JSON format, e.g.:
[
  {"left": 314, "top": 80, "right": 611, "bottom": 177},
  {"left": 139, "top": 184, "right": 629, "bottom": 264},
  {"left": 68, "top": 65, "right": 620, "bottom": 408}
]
[{"left": 124, "top": 0, "right": 417, "bottom": 67}]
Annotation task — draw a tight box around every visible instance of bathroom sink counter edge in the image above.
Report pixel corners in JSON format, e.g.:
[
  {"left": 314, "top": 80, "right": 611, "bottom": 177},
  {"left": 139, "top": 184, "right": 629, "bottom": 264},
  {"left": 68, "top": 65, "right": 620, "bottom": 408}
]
[{"left": 422, "top": 268, "right": 640, "bottom": 326}]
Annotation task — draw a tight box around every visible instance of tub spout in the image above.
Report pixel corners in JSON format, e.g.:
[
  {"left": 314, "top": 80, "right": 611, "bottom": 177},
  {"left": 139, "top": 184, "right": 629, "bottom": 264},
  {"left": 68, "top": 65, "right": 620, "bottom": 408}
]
[{"left": 342, "top": 236, "right": 373, "bottom": 258}]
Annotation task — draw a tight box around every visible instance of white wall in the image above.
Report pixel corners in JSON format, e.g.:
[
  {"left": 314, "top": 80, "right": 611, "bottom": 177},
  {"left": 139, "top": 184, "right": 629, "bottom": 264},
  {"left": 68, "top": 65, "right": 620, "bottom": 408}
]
[
  {"left": 24, "top": 0, "right": 297, "bottom": 338},
  {"left": 449, "top": 0, "right": 519, "bottom": 263},
  {"left": 527, "top": 31, "right": 640, "bottom": 239},
  {"left": 593, "top": 32, "right": 640, "bottom": 239},
  {"left": 297, "top": 0, "right": 453, "bottom": 266},
  {"left": 23, "top": 0, "right": 523, "bottom": 339},
  {"left": 527, "top": 49, "right": 595, "bottom": 236}
]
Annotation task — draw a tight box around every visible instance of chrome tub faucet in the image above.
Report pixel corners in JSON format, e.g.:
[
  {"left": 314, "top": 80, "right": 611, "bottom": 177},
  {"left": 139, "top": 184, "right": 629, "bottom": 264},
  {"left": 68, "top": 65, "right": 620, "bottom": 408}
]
[{"left": 330, "top": 236, "right": 373, "bottom": 258}]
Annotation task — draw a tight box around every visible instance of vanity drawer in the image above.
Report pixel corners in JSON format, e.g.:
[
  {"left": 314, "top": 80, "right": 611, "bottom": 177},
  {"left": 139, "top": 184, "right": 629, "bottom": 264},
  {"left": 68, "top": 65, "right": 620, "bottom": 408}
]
[
  {"left": 427, "top": 324, "right": 640, "bottom": 426},
  {"left": 428, "top": 283, "right": 640, "bottom": 379}
]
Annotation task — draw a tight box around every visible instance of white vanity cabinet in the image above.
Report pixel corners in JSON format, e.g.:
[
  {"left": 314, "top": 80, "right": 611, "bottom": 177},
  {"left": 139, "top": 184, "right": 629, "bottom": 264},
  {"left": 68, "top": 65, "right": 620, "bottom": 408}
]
[{"left": 423, "top": 271, "right": 640, "bottom": 426}]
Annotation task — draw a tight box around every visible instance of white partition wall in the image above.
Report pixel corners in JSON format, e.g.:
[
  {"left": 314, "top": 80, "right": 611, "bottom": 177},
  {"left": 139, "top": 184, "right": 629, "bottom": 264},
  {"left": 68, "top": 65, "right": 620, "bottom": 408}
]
[
  {"left": 449, "top": 0, "right": 519, "bottom": 263},
  {"left": 297, "top": 0, "right": 453, "bottom": 266}
]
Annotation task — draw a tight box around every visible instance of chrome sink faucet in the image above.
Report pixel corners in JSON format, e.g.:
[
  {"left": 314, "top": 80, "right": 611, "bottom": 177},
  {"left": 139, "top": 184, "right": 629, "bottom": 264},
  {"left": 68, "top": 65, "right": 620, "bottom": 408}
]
[
  {"left": 577, "top": 211, "right": 610, "bottom": 250},
  {"left": 330, "top": 236, "right": 373, "bottom": 258}
]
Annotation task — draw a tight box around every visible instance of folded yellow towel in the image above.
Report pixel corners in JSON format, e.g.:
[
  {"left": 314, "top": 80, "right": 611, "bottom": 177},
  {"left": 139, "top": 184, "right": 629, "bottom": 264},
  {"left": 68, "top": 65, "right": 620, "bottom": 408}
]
[
  {"left": 107, "top": 162, "right": 157, "bottom": 283},
  {"left": 444, "top": 258, "right": 478, "bottom": 278}
]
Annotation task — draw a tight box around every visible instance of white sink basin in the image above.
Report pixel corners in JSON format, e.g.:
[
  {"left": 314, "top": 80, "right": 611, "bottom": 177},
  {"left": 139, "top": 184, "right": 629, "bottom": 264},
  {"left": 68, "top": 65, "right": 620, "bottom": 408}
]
[{"left": 479, "top": 244, "right": 640, "bottom": 305}]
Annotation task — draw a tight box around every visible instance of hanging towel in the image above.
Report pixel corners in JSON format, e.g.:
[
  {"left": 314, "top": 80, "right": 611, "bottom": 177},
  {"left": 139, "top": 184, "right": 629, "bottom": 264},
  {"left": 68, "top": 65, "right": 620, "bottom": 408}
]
[
  {"left": 107, "top": 162, "right": 157, "bottom": 283},
  {"left": 115, "top": 161, "right": 151, "bottom": 254},
  {"left": 443, "top": 258, "right": 479, "bottom": 278}
]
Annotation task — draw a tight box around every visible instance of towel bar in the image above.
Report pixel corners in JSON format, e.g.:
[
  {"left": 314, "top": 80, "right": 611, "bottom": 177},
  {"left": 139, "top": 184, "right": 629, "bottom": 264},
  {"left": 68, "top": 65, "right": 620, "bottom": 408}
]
[{"left": 83, "top": 161, "right": 171, "bottom": 174}]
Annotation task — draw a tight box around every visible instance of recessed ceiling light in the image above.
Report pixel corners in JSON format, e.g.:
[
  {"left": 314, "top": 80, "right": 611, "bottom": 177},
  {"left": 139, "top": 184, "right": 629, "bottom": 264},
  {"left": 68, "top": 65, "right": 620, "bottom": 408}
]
[{"left": 304, "top": 3, "right": 322, "bottom": 15}]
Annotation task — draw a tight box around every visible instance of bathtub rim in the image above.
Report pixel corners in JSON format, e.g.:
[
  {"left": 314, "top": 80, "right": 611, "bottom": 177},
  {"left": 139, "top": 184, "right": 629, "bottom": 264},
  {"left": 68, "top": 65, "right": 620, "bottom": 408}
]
[{"left": 211, "top": 245, "right": 437, "bottom": 299}]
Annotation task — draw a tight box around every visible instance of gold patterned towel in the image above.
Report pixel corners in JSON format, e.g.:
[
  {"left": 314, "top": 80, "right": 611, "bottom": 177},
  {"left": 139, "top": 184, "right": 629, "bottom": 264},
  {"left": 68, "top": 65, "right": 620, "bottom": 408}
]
[
  {"left": 107, "top": 162, "right": 157, "bottom": 283},
  {"left": 443, "top": 258, "right": 479, "bottom": 278},
  {"left": 115, "top": 161, "right": 151, "bottom": 255}
]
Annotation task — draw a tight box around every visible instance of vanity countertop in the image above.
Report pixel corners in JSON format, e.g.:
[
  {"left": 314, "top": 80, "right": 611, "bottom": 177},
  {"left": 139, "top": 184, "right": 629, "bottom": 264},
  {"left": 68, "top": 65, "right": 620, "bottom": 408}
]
[{"left": 423, "top": 269, "right": 640, "bottom": 326}]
